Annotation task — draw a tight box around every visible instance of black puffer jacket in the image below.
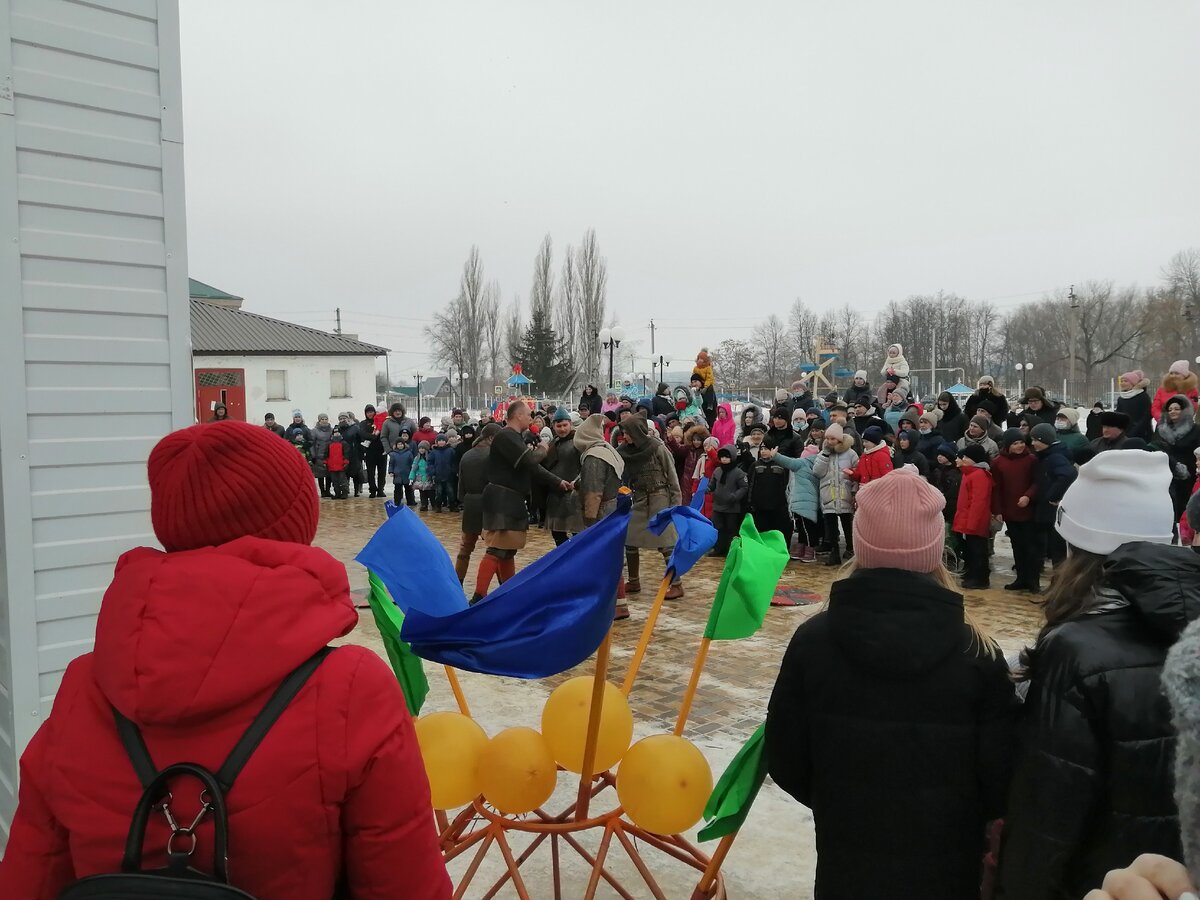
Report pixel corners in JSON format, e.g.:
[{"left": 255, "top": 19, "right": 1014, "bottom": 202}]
[
  {"left": 1032, "top": 441, "right": 1076, "bottom": 524},
  {"left": 996, "top": 543, "right": 1200, "bottom": 900},
  {"left": 766, "top": 568, "right": 1018, "bottom": 900}
]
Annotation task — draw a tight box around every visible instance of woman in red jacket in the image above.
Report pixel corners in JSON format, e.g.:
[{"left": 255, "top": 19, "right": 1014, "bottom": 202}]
[
  {"left": 0, "top": 422, "right": 450, "bottom": 900},
  {"left": 954, "top": 444, "right": 995, "bottom": 590}
]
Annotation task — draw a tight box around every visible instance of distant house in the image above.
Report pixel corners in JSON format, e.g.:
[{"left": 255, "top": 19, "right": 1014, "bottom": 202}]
[{"left": 190, "top": 279, "right": 388, "bottom": 424}]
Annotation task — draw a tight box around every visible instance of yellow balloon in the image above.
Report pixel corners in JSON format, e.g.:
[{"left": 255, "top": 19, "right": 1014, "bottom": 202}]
[
  {"left": 541, "top": 676, "right": 634, "bottom": 775},
  {"left": 478, "top": 727, "right": 558, "bottom": 815},
  {"left": 616, "top": 735, "right": 713, "bottom": 835},
  {"left": 414, "top": 712, "right": 488, "bottom": 809}
]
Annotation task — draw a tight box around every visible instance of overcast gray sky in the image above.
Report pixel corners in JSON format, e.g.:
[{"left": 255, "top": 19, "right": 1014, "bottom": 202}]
[{"left": 179, "top": 0, "right": 1200, "bottom": 378}]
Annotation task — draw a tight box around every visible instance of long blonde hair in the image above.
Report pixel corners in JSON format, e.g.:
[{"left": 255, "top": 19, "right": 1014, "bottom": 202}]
[{"left": 834, "top": 559, "right": 1001, "bottom": 658}]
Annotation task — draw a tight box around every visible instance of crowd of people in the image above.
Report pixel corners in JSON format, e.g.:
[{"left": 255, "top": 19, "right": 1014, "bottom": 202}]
[{"left": 4, "top": 350, "right": 1198, "bottom": 898}]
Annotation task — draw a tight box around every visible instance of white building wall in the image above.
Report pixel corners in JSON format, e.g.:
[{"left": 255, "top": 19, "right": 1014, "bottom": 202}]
[
  {"left": 0, "top": 0, "right": 193, "bottom": 845},
  {"left": 194, "top": 354, "right": 381, "bottom": 424}
]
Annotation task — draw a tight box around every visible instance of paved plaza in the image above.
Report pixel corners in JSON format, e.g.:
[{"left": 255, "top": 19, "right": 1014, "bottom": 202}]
[{"left": 316, "top": 499, "right": 1043, "bottom": 898}]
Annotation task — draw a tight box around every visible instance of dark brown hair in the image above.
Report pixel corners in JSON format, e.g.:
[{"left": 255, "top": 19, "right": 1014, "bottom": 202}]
[{"left": 1013, "top": 547, "right": 1107, "bottom": 681}]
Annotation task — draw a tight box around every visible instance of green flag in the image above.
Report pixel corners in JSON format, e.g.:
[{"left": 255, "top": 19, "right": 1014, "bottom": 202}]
[
  {"left": 703, "top": 516, "right": 789, "bottom": 640},
  {"left": 366, "top": 570, "right": 429, "bottom": 716},
  {"left": 698, "top": 724, "right": 768, "bottom": 842}
]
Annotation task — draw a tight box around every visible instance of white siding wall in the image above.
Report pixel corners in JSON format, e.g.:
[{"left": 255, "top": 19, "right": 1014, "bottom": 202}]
[
  {"left": 0, "top": 0, "right": 191, "bottom": 845},
  {"left": 195, "top": 354, "right": 381, "bottom": 425}
]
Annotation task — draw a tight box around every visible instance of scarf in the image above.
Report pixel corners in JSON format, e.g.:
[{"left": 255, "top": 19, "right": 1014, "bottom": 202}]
[
  {"left": 574, "top": 415, "right": 624, "bottom": 479},
  {"left": 1158, "top": 413, "right": 1195, "bottom": 446},
  {"left": 1118, "top": 387, "right": 1145, "bottom": 400},
  {"left": 617, "top": 417, "right": 659, "bottom": 484}
]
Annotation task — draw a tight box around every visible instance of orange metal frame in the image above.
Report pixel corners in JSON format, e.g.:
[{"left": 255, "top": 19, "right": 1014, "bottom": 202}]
[{"left": 437, "top": 774, "right": 726, "bottom": 900}]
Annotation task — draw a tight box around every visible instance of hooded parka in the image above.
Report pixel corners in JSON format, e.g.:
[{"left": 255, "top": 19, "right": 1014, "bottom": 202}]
[
  {"left": 996, "top": 543, "right": 1200, "bottom": 900},
  {"left": 0, "top": 538, "right": 450, "bottom": 899}
]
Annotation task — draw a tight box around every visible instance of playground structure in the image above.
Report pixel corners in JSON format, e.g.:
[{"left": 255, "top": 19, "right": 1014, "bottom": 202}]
[
  {"left": 798, "top": 341, "right": 854, "bottom": 393},
  {"left": 426, "top": 573, "right": 738, "bottom": 900}
]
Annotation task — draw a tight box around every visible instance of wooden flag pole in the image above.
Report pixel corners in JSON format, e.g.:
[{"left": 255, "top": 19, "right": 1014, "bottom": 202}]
[
  {"left": 674, "top": 637, "right": 712, "bottom": 736},
  {"left": 575, "top": 631, "right": 613, "bottom": 821},
  {"left": 444, "top": 666, "right": 471, "bottom": 717},
  {"left": 691, "top": 832, "right": 737, "bottom": 899},
  {"left": 621, "top": 569, "right": 674, "bottom": 696}
]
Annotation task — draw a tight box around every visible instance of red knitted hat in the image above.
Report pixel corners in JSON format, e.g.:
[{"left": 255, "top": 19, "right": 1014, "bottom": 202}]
[
  {"left": 148, "top": 421, "right": 319, "bottom": 551},
  {"left": 852, "top": 466, "right": 945, "bottom": 573}
]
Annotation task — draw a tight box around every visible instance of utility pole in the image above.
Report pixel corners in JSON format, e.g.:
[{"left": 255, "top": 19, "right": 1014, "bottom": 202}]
[
  {"left": 650, "top": 318, "right": 656, "bottom": 356},
  {"left": 1068, "top": 284, "right": 1078, "bottom": 403},
  {"left": 335, "top": 307, "right": 342, "bottom": 335}
]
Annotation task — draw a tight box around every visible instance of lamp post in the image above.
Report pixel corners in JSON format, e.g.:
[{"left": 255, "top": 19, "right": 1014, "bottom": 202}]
[
  {"left": 413, "top": 372, "right": 422, "bottom": 422},
  {"left": 1015, "top": 362, "right": 1033, "bottom": 396},
  {"left": 598, "top": 326, "right": 625, "bottom": 391},
  {"left": 459, "top": 371, "right": 469, "bottom": 411}
]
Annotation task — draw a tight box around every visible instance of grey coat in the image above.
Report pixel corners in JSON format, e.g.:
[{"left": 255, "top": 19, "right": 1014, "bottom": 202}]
[
  {"left": 310, "top": 423, "right": 334, "bottom": 476},
  {"left": 811, "top": 435, "right": 859, "bottom": 513},
  {"left": 624, "top": 441, "right": 681, "bottom": 549},
  {"left": 707, "top": 464, "right": 749, "bottom": 514},
  {"left": 381, "top": 415, "right": 418, "bottom": 451}
]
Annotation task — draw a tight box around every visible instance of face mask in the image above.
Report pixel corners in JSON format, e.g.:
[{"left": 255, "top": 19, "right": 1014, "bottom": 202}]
[
  {"left": 918, "top": 426, "right": 931, "bottom": 434},
  {"left": 1055, "top": 421, "right": 1069, "bottom": 431}
]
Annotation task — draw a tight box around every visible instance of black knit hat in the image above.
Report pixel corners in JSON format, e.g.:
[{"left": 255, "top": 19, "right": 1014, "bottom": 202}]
[{"left": 958, "top": 444, "right": 989, "bottom": 464}]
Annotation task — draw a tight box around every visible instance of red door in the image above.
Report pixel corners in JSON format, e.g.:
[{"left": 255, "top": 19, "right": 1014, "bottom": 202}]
[{"left": 195, "top": 369, "right": 247, "bottom": 422}]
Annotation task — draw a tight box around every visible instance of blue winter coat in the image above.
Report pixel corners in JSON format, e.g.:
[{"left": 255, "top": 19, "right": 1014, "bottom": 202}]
[
  {"left": 388, "top": 445, "right": 414, "bottom": 484},
  {"left": 428, "top": 444, "right": 456, "bottom": 481},
  {"left": 773, "top": 452, "right": 820, "bottom": 522}
]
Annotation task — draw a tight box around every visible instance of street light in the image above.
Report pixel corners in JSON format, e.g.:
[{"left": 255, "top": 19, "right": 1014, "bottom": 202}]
[
  {"left": 651, "top": 353, "right": 674, "bottom": 384},
  {"left": 599, "top": 326, "right": 625, "bottom": 391},
  {"left": 1015, "top": 362, "right": 1033, "bottom": 395}
]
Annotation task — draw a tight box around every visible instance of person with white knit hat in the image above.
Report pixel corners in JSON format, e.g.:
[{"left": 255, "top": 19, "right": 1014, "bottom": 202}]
[
  {"left": 767, "top": 466, "right": 1016, "bottom": 899},
  {"left": 997, "top": 449, "right": 1200, "bottom": 900}
]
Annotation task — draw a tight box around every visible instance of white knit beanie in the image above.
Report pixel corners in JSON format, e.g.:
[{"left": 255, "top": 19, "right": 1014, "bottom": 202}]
[{"left": 1055, "top": 450, "right": 1175, "bottom": 554}]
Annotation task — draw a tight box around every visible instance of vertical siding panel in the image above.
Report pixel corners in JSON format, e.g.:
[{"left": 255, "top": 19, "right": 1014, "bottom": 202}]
[{"left": 0, "top": 0, "right": 189, "bottom": 847}]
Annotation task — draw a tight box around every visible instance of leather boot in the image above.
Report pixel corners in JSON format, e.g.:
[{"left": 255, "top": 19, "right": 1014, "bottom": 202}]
[{"left": 625, "top": 549, "right": 641, "bottom": 593}]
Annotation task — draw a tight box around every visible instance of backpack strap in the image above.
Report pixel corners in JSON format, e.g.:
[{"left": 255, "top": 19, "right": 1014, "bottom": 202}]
[
  {"left": 112, "top": 646, "right": 335, "bottom": 793},
  {"left": 215, "top": 646, "right": 334, "bottom": 792},
  {"left": 112, "top": 706, "right": 159, "bottom": 791}
]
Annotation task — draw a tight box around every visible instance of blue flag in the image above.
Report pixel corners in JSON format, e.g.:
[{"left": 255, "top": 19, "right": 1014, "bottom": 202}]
[
  {"left": 399, "top": 496, "right": 632, "bottom": 679},
  {"left": 689, "top": 477, "right": 709, "bottom": 511},
  {"left": 647, "top": 504, "right": 718, "bottom": 578},
  {"left": 354, "top": 502, "right": 469, "bottom": 618}
]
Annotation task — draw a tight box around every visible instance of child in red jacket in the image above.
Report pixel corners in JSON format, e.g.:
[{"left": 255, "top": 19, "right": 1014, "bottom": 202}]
[
  {"left": 326, "top": 432, "right": 350, "bottom": 500},
  {"left": 954, "top": 444, "right": 994, "bottom": 589},
  {"left": 991, "top": 429, "right": 1039, "bottom": 593},
  {"left": 844, "top": 426, "right": 894, "bottom": 486}
]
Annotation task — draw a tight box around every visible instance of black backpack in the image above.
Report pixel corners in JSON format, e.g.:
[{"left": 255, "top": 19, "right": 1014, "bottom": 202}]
[{"left": 59, "top": 648, "right": 333, "bottom": 899}]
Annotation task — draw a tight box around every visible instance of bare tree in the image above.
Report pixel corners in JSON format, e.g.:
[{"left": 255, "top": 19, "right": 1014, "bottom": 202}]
[
  {"left": 555, "top": 245, "right": 581, "bottom": 390},
  {"left": 424, "top": 297, "right": 467, "bottom": 395},
  {"left": 1163, "top": 248, "right": 1200, "bottom": 350},
  {"left": 576, "top": 229, "right": 608, "bottom": 383},
  {"left": 530, "top": 235, "right": 555, "bottom": 321},
  {"left": 504, "top": 295, "right": 523, "bottom": 370},
  {"left": 481, "top": 279, "right": 502, "bottom": 391},
  {"left": 753, "top": 314, "right": 792, "bottom": 390},
  {"left": 714, "top": 338, "right": 755, "bottom": 395},
  {"left": 787, "top": 299, "right": 820, "bottom": 369}
]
